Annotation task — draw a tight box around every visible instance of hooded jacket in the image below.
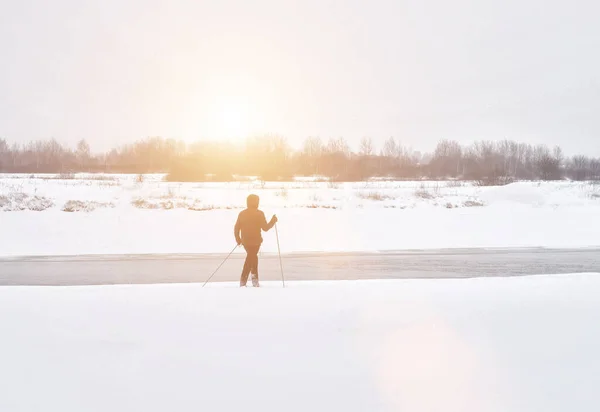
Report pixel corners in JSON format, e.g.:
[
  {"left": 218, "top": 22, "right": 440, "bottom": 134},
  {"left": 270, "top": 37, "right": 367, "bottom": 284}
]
[{"left": 234, "top": 195, "right": 276, "bottom": 246}]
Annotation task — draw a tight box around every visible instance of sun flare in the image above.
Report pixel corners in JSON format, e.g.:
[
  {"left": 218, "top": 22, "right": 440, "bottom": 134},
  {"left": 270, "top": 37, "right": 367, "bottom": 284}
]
[
  {"left": 195, "top": 95, "right": 257, "bottom": 142},
  {"left": 178, "top": 73, "right": 273, "bottom": 142},
  {"left": 214, "top": 101, "right": 250, "bottom": 141}
]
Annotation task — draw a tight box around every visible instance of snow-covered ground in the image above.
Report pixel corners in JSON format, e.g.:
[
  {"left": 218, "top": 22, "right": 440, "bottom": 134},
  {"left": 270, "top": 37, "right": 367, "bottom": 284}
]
[
  {"left": 1, "top": 173, "right": 600, "bottom": 256},
  {"left": 1, "top": 274, "right": 599, "bottom": 411}
]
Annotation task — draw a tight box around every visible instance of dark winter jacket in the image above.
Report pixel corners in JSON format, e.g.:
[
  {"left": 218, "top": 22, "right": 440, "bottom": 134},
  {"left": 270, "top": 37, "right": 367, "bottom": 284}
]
[{"left": 234, "top": 208, "right": 276, "bottom": 246}]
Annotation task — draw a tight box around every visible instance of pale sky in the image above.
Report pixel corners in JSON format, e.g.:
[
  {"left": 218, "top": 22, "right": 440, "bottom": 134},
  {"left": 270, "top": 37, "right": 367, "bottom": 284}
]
[{"left": 1, "top": 0, "right": 599, "bottom": 154}]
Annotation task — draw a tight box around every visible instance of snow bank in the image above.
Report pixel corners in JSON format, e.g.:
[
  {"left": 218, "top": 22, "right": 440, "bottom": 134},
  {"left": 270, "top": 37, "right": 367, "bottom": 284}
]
[
  {"left": 1, "top": 175, "right": 600, "bottom": 256},
  {"left": 1, "top": 274, "right": 599, "bottom": 412}
]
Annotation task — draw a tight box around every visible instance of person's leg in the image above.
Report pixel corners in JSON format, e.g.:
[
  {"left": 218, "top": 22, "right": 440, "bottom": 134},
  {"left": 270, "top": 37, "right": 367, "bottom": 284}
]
[
  {"left": 250, "top": 246, "right": 260, "bottom": 287},
  {"left": 240, "top": 246, "right": 252, "bottom": 287}
]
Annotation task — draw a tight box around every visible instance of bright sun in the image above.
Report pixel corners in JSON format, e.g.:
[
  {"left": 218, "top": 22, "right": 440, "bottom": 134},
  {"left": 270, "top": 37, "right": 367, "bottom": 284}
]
[
  {"left": 179, "top": 74, "right": 271, "bottom": 142},
  {"left": 199, "top": 96, "right": 256, "bottom": 142},
  {"left": 214, "top": 101, "right": 250, "bottom": 141}
]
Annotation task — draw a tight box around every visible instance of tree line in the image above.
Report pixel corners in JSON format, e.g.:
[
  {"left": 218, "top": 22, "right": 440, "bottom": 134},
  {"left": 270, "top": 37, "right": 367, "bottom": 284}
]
[{"left": 0, "top": 136, "right": 599, "bottom": 183}]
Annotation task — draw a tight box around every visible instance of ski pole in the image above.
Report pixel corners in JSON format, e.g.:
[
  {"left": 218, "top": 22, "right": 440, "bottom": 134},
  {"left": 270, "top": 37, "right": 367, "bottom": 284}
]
[
  {"left": 202, "top": 244, "right": 238, "bottom": 287},
  {"left": 275, "top": 222, "right": 285, "bottom": 288}
]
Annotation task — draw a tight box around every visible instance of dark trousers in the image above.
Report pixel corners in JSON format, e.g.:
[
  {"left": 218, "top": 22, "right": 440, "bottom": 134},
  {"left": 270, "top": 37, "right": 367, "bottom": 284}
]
[{"left": 240, "top": 245, "right": 260, "bottom": 286}]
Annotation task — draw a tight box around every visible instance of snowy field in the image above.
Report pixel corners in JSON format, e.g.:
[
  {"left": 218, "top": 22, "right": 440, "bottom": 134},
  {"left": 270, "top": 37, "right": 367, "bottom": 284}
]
[
  {"left": 1, "top": 274, "right": 599, "bottom": 412},
  {"left": 1, "top": 173, "right": 600, "bottom": 256}
]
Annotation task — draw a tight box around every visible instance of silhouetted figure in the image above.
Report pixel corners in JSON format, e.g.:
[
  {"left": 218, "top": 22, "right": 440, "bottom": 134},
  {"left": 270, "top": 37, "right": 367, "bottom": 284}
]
[{"left": 234, "top": 194, "right": 277, "bottom": 287}]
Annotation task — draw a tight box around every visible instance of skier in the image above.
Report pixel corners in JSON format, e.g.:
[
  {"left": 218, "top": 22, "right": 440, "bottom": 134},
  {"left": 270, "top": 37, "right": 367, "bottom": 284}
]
[{"left": 234, "top": 194, "right": 277, "bottom": 287}]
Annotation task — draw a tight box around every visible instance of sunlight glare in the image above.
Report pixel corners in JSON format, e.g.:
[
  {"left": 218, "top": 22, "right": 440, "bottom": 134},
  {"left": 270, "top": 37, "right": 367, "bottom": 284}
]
[
  {"left": 213, "top": 98, "right": 251, "bottom": 141},
  {"left": 178, "top": 73, "right": 275, "bottom": 142}
]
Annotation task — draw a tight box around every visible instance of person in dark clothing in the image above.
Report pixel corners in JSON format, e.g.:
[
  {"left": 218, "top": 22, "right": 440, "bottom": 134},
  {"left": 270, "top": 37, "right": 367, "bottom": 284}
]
[{"left": 234, "top": 194, "right": 277, "bottom": 287}]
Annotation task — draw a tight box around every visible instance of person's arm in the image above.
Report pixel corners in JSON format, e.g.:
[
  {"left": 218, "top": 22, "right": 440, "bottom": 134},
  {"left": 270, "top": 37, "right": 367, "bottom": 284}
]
[
  {"left": 260, "top": 211, "right": 277, "bottom": 232},
  {"left": 234, "top": 213, "right": 242, "bottom": 245}
]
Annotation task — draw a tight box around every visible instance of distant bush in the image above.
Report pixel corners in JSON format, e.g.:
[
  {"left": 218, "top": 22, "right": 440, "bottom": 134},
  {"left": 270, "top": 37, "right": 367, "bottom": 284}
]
[
  {"left": 446, "top": 180, "right": 464, "bottom": 188},
  {"left": 34, "top": 173, "right": 119, "bottom": 182},
  {"left": 131, "top": 198, "right": 188, "bottom": 210},
  {"left": 62, "top": 200, "right": 115, "bottom": 212},
  {"left": 475, "top": 176, "right": 514, "bottom": 187},
  {"left": 131, "top": 197, "right": 236, "bottom": 211},
  {"left": 187, "top": 204, "right": 216, "bottom": 211},
  {"left": 304, "top": 204, "right": 338, "bottom": 209},
  {"left": 357, "top": 191, "right": 394, "bottom": 201},
  {"left": 0, "top": 193, "right": 54, "bottom": 211},
  {"left": 463, "top": 200, "right": 485, "bottom": 207},
  {"left": 131, "top": 199, "right": 160, "bottom": 209},
  {"left": 414, "top": 189, "right": 434, "bottom": 200}
]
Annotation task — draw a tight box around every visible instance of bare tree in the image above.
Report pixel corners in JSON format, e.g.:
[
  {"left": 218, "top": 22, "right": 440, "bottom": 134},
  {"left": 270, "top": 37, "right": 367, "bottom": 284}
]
[
  {"left": 534, "top": 145, "right": 562, "bottom": 180},
  {"left": 590, "top": 159, "right": 600, "bottom": 180},
  {"left": 430, "top": 140, "right": 462, "bottom": 178},
  {"left": 359, "top": 137, "right": 374, "bottom": 156},
  {"left": 568, "top": 155, "right": 590, "bottom": 180},
  {"left": 299, "top": 137, "right": 324, "bottom": 175},
  {"left": 76, "top": 139, "right": 91, "bottom": 170},
  {"left": 381, "top": 137, "right": 398, "bottom": 158},
  {"left": 326, "top": 137, "right": 351, "bottom": 156},
  {"left": 0, "top": 139, "right": 8, "bottom": 170}
]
